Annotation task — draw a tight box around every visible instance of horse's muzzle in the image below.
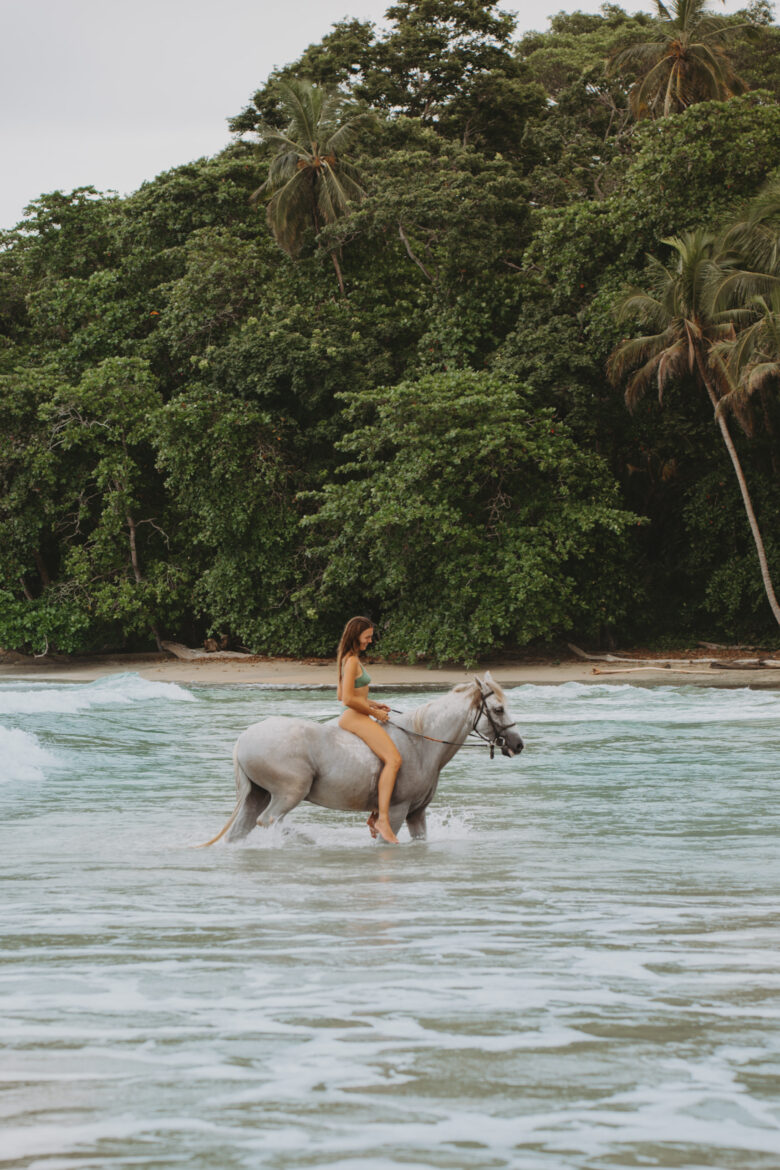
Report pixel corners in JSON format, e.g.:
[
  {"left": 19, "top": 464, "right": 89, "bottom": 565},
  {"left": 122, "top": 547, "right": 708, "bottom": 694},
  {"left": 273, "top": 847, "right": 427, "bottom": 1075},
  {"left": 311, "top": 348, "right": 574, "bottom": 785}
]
[{"left": 500, "top": 736, "right": 524, "bottom": 758}]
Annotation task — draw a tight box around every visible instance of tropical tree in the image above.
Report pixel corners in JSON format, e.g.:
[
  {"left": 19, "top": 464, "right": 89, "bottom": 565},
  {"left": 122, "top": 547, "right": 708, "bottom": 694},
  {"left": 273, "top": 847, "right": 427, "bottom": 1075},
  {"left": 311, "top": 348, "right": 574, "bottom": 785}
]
[
  {"left": 302, "top": 370, "right": 639, "bottom": 662},
  {"left": 713, "top": 284, "right": 780, "bottom": 432},
  {"left": 608, "top": 0, "right": 749, "bottom": 118},
  {"left": 713, "top": 178, "right": 780, "bottom": 410},
  {"left": 251, "top": 78, "right": 374, "bottom": 295},
  {"left": 230, "top": 2, "right": 538, "bottom": 152},
  {"left": 607, "top": 228, "right": 780, "bottom": 626},
  {"left": 354, "top": 0, "right": 539, "bottom": 150}
]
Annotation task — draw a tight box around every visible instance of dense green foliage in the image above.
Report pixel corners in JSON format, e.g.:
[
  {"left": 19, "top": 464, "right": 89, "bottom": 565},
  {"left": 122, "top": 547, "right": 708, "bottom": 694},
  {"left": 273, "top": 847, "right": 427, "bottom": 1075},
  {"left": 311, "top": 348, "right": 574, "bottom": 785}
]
[
  {"left": 304, "top": 370, "right": 640, "bottom": 659},
  {"left": 2, "top": 0, "right": 780, "bottom": 660}
]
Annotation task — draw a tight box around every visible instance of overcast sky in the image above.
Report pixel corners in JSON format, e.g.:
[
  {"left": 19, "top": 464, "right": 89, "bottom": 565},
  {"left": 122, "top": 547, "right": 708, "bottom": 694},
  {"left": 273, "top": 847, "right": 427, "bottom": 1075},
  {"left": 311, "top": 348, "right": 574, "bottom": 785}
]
[{"left": 1, "top": 0, "right": 752, "bottom": 231}]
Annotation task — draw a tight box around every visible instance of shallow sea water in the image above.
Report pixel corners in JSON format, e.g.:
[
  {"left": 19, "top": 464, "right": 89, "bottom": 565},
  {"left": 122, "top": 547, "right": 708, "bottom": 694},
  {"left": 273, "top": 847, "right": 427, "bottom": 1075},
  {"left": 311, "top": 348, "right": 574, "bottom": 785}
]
[{"left": 1, "top": 673, "right": 779, "bottom": 1169}]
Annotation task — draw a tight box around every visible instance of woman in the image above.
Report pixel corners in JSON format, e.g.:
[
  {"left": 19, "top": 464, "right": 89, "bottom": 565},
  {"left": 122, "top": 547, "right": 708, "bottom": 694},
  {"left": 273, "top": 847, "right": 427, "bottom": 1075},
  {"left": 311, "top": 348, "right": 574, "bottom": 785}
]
[{"left": 337, "top": 616, "right": 402, "bottom": 844}]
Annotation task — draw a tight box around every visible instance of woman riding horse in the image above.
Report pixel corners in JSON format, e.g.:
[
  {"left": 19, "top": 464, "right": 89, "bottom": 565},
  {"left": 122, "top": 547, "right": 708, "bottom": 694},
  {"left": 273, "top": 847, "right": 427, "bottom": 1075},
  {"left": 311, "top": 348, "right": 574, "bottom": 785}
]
[{"left": 337, "top": 616, "right": 401, "bottom": 844}]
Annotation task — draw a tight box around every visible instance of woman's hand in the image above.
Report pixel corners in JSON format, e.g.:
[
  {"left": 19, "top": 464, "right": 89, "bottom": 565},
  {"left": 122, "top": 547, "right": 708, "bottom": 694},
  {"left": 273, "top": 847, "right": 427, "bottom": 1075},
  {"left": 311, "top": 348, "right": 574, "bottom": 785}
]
[{"left": 371, "top": 705, "right": 390, "bottom": 723}]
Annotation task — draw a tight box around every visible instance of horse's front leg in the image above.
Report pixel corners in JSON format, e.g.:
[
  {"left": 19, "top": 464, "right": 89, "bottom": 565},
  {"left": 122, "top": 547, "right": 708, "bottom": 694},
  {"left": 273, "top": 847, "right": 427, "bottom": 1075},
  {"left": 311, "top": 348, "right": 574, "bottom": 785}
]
[{"left": 405, "top": 806, "right": 427, "bottom": 841}]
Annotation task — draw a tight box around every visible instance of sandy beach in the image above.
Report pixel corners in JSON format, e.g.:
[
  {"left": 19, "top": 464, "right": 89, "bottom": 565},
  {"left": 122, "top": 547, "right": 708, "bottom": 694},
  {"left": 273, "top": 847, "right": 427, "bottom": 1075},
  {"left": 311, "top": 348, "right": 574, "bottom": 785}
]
[{"left": 2, "top": 647, "right": 779, "bottom": 688}]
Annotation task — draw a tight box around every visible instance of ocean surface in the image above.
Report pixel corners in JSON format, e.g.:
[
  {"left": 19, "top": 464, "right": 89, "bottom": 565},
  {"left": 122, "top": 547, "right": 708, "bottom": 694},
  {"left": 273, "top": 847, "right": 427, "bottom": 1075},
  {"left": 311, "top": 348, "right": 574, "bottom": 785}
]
[{"left": 1, "top": 673, "right": 779, "bottom": 1169}]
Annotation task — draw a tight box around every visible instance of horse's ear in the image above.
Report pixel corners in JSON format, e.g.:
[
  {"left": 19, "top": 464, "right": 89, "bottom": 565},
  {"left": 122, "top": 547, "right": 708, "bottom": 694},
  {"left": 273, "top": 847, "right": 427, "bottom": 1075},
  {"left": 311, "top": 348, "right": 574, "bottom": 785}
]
[
  {"left": 474, "top": 675, "right": 488, "bottom": 694},
  {"left": 483, "top": 670, "right": 505, "bottom": 699}
]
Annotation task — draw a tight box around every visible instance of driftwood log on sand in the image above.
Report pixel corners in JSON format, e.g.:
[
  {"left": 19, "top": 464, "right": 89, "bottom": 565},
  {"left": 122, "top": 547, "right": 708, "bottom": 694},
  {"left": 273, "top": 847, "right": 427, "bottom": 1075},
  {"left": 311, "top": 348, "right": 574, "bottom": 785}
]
[
  {"left": 568, "top": 644, "right": 780, "bottom": 674},
  {"left": 568, "top": 643, "right": 711, "bottom": 666},
  {"left": 591, "top": 665, "right": 715, "bottom": 676},
  {"left": 161, "top": 641, "right": 253, "bottom": 662}
]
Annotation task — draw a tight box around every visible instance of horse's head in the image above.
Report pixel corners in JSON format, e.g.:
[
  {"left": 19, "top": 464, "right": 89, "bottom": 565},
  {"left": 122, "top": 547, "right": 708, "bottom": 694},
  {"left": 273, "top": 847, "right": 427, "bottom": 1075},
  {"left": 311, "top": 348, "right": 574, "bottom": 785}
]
[{"left": 473, "top": 672, "right": 524, "bottom": 757}]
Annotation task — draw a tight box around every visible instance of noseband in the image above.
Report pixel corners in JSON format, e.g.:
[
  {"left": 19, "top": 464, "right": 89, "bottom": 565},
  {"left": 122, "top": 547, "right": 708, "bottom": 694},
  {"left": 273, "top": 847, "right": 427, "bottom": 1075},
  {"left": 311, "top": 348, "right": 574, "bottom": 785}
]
[{"left": 469, "top": 688, "right": 519, "bottom": 758}]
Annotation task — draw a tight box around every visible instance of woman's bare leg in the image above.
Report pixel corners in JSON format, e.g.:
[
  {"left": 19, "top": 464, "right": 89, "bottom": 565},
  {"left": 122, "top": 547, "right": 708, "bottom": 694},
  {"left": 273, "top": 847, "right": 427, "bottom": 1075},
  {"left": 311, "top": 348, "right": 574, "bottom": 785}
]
[
  {"left": 375, "top": 762, "right": 399, "bottom": 842},
  {"left": 338, "top": 710, "right": 402, "bottom": 843}
]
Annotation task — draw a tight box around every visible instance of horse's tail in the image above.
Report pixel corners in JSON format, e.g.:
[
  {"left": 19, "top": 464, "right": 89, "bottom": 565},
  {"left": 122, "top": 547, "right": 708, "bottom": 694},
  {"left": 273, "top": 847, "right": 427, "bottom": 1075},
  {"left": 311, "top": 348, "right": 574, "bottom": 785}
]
[{"left": 193, "top": 744, "right": 249, "bottom": 848}]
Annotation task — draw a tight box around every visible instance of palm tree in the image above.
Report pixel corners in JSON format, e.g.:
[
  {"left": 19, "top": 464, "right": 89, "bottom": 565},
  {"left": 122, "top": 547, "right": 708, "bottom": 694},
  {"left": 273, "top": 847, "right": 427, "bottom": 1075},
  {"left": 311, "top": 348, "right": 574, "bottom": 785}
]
[
  {"left": 251, "top": 79, "right": 374, "bottom": 295},
  {"left": 607, "top": 229, "right": 780, "bottom": 627},
  {"left": 719, "top": 178, "right": 780, "bottom": 280},
  {"left": 711, "top": 179, "right": 780, "bottom": 440},
  {"left": 713, "top": 288, "right": 780, "bottom": 410},
  {"left": 608, "top": 0, "right": 748, "bottom": 119}
]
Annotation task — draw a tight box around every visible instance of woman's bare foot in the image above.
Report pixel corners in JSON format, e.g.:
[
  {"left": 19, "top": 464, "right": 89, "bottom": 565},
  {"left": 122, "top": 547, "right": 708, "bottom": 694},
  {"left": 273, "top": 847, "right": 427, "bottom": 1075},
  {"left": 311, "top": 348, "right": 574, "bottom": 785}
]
[
  {"left": 367, "top": 811, "right": 378, "bottom": 838},
  {"left": 375, "top": 815, "right": 399, "bottom": 844}
]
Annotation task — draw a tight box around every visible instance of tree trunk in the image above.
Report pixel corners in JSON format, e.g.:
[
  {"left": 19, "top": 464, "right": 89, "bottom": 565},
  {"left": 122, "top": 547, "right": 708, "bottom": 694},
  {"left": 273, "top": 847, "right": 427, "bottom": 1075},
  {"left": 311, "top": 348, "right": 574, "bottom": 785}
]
[
  {"left": 126, "top": 503, "right": 163, "bottom": 652},
  {"left": 696, "top": 351, "right": 780, "bottom": 627},
  {"left": 312, "top": 202, "right": 345, "bottom": 298},
  {"left": 126, "top": 509, "right": 143, "bottom": 585},
  {"left": 34, "top": 550, "right": 51, "bottom": 587},
  {"left": 758, "top": 388, "right": 779, "bottom": 478},
  {"left": 398, "top": 222, "right": 434, "bottom": 282},
  {"left": 331, "top": 250, "right": 346, "bottom": 297}
]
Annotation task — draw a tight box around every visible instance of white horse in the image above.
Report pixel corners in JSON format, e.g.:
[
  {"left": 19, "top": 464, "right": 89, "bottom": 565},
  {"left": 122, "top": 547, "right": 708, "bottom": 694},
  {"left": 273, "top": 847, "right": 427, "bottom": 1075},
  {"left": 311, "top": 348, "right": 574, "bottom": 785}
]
[{"left": 200, "top": 673, "right": 523, "bottom": 845}]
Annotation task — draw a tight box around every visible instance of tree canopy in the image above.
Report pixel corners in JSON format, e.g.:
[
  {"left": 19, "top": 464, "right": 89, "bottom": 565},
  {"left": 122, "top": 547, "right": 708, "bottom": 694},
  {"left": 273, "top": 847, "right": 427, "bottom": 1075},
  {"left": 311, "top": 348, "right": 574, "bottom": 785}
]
[{"left": 2, "top": 0, "right": 780, "bottom": 659}]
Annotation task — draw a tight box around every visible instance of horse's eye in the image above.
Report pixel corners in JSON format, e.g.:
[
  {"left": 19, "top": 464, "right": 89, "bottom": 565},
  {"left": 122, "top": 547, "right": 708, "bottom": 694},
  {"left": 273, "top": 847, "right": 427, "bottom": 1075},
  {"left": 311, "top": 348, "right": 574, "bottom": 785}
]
[{"left": 494, "top": 706, "right": 504, "bottom": 714}]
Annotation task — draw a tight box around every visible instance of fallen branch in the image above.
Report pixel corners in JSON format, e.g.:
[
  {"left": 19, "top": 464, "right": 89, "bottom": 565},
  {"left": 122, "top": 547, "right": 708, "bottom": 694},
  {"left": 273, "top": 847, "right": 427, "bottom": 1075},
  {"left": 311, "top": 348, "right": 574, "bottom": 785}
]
[
  {"left": 570, "top": 642, "right": 780, "bottom": 669},
  {"left": 569, "top": 643, "right": 717, "bottom": 666},
  {"left": 710, "top": 659, "right": 772, "bottom": 670},
  {"left": 698, "top": 641, "right": 760, "bottom": 651},
  {"left": 593, "top": 660, "right": 780, "bottom": 676},
  {"left": 592, "top": 665, "right": 715, "bottom": 676},
  {"left": 398, "top": 221, "right": 434, "bottom": 282}
]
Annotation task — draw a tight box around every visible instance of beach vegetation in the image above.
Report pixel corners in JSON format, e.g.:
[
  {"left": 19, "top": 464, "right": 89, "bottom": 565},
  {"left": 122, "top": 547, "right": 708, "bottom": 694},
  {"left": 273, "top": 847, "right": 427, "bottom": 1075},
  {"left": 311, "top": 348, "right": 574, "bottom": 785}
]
[{"left": 1, "top": 1, "right": 780, "bottom": 658}]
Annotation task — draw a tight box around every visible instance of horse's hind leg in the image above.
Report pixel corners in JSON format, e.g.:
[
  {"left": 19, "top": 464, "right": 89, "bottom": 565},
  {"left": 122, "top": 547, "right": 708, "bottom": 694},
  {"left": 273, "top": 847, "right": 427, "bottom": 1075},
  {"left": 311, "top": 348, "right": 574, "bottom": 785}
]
[
  {"left": 225, "top": 783, "right": 271, "bottom": 842},
  {"left": 406, "top": 806, "right": 427, "bottom": 840},
  {"left": 257, "top": 790, "right": 304, "bottom": 827},
  {"left": 195, "top": 753, "right": 267, "bottom": 847},
  {"left": 256, "top": 771, "right": 314, "bottom": 827}
]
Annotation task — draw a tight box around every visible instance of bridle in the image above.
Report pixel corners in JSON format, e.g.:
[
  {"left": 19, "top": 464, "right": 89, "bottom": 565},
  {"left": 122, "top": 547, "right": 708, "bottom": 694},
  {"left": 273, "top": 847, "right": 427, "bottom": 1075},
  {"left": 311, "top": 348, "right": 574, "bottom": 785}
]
[
  {"left": 387, "top": 687, "right": 519, "bottom": 758},
  {"left": 468, "top": 688, "right": 520, "bottom": 758}
]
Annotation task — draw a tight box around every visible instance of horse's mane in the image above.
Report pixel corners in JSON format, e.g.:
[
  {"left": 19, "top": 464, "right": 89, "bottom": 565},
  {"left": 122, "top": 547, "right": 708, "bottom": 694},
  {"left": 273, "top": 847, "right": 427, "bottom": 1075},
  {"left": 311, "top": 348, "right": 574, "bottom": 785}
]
[
  {"left": 452, "top": 678, "right": 506, "bottom": 705},
  {"left": 410, "top": 678, "right": 504, "bottom": 732},
  {"left": 412, "top": 701, "right": 433, "bottom": 734}
]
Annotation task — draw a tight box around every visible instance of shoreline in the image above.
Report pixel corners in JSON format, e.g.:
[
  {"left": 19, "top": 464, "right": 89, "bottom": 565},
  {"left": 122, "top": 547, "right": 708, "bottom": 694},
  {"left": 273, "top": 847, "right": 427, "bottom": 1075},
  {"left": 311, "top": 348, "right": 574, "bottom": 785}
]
[{"left": 2, "top": 650, "right": 780, "bottom": 689}]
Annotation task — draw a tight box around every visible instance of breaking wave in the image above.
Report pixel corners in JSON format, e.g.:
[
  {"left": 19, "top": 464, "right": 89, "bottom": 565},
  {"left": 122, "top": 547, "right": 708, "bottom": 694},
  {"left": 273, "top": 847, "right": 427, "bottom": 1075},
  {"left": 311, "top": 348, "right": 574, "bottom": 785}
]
[
  {"left": 0, "top": 672, "right": 196, "bottom": 716},
  {"left": 0, "top": 725, "right": 60, "bottom": 783}
]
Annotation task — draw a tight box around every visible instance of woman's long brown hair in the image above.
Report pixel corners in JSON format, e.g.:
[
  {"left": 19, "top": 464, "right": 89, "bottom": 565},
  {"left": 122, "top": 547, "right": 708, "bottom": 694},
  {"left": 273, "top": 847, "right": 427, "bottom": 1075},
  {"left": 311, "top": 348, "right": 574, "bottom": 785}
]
[{"left": 336, "top": 616, "right": 374, "bottom": 681}]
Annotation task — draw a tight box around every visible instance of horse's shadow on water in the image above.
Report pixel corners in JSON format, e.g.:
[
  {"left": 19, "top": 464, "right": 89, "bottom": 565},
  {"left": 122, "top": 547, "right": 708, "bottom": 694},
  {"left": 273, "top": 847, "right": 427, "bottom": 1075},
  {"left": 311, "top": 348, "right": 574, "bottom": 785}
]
[{"left": 221, "top": 821, "right": 422, "bottom": 850}]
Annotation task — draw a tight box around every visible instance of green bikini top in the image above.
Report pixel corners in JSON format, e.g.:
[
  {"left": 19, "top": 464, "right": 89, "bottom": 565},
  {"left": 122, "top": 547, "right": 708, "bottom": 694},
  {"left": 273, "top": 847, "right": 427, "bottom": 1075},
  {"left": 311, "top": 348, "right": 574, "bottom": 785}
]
[{"left": 342, "top": 654, "right": 370, "bottom": 689}]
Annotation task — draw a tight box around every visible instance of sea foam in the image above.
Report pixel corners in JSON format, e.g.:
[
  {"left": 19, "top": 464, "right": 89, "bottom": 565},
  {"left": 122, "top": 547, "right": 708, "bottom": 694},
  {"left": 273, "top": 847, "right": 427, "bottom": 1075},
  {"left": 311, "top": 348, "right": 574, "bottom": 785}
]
[
  {"left": 0, "top": 672, "right": 195, "bottom": 716},
  {"left": 509, "top": 680, "right": 780, "bottom": 725},
  {"left": 0, "top": 725, "right": 59, "bottom": 782}
]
